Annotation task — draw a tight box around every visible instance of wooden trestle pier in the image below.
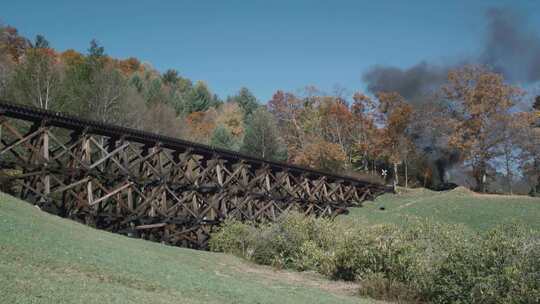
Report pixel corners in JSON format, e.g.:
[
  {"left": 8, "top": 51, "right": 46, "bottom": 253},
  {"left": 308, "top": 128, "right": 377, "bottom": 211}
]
[{"left": 0, "top": 102, "right": 390, "bottom": 248}]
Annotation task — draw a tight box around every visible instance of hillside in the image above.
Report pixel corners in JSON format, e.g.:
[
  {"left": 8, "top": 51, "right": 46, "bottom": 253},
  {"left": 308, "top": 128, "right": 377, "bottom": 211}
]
[
  {"left": 2, "top": 189, "right": 540, "bottom": 303},
  {"left": 0, "top": 192, "right": 384, "bottom": 304},
  {"left": 348, "top": 187, "right": 540, "bottom": 231}
]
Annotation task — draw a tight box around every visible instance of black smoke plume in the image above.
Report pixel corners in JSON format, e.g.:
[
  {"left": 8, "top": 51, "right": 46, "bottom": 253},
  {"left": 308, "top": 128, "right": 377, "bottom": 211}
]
[
  {"left": 360, "top": 7, "right": 540, "bottom": 188},
  {"left": 362, "top": 62, "right": 447, "bottom": 104},
  {"left": 481, "top": 8, "right": 540, "bottom": 83},
  {"left": 362, "top": 7, "right": 540, "bottom": 101}
]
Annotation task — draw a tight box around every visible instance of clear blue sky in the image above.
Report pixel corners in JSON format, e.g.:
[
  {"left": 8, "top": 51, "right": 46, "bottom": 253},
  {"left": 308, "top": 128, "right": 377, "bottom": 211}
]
[{"left": 3, "top": 0, "right": 540, "bottom": 101}]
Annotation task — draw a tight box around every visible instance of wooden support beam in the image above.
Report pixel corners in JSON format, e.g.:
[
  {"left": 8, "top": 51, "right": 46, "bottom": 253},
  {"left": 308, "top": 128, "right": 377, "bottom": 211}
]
[
  {"left": 135, "top": 223, "right": 167, "bottom": 230},
  {"left": 89, "top": 182, "right": 133, "bottom": 206}
]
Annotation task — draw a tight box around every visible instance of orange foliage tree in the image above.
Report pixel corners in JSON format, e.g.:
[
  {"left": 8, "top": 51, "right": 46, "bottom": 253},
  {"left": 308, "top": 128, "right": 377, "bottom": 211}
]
[
  {"left": 268, "top": 90, "right": 307, "bottom": 157},
  {"left": 215, "top": 102, "right": 245, "bottom": 138},
  {"left": 183, "top": 109, "right": 218, "bottom": 144},
  {"left": 350, "top": 93, "right": 379, "bottom": 173},
  {"left": 376, "top": 92, "right": 415, "bottom": 189},
  {"left": 116, "top": 57, "right": 141, "bottom": 76},
  {"left": 293, "top": 139, "right": 347, "bottom": 172},
  {"left": 319, "top": 96, "right": 354, "bottom": 161},
  {"left": 268, "top": 89, "right": 382, "bottom": 173},
  {"left": 60, "top": 49, "right": 84, "bottom": 67},
  {"left": 442, "top": 65, "right": 523, "bottom": 192}
]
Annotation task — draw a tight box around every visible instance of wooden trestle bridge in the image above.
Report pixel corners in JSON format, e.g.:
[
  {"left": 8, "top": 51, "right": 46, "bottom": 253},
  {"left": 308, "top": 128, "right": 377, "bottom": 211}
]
[{"left": 0, "top": 102, "right": 390, "bottom": 248}]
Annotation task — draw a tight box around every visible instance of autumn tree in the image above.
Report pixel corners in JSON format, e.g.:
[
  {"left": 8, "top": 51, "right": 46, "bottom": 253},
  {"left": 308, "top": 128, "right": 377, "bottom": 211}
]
[
  {"left": 215, "top": 102, "right": 244, "bottom": 138},
  {"left": 140, "top": 102, "right": 181, "bottom": 136},
  {"left": 62, "top": 40, "right": 135, "bottom": 123},
  {"left": 349, "top": 93, "right": 379, "bottom": 173},
  {"left": 241, "top": 107, "right": 286, "bottom": 161},
  {"left": 0, "top": 26, "right": 30, "bottom": 63},
  {"left": 116, "top": 57, "right": 141, "bottom": 75},
  {"left": 319, "top": 96, "right": 354, "bottom": 163},
  {"left": 268, "top": 90, "right": 307, "bottom": 159},
  {"left": 376, "top": 92, "right": 415, "bottom": 190},
  {"left": 268, "top": 89, "right": 373, "bottom": 172},
  {"left": 183, "top": 109, "right": 218, "bottom": 144},
  {"left": 294, "top": 139, "right": 347, "bottom": 172},
  {"left": 514, "top": 98, "right": 540, "bottom": 195},
  {"left": 10, "top": 45, "right": 62, "bottom": 109},
  {"left": 60, "top": 49, "right": 84, "bottom": 66},
  {"left": 442, "top": 65, "right": 522, "bottom": 192}
]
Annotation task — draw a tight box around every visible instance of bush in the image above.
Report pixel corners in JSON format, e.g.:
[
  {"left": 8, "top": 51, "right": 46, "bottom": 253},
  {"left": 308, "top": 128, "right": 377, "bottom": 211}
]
[
  {"left": 426, "top": 225, "right": 540, "bottom": 304},
  {"left": 358, "top": 272, "right": 420, "bottom": 303},
  {"left": 210, "top": 213, "right": 540, "bottom": 303},
  {"left": 209, "top": 219, "right": 258, "bottom": 258},
  {"left": 211, "top": 212, "right": 340, "bottom": 270}
]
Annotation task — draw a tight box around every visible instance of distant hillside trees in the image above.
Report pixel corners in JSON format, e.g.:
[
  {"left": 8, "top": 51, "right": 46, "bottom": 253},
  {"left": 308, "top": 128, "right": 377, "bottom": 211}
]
[
  {"left": 1, "top": 24, "right": 538, "bottom": 194},
  {"left": 62, "top": 40, "right": 135, "bottom": 123},
  {"left": 227, "top": 87, "right": 259, "bottom": 116},
  {"left": 211, "top": 125, "right": 239, "bottom": 150},
  {"left": 10, "top": 42, "right": 62, "bottom": 110},
  {"left": 182, "top": 81, "right": 220, "bottom": 114}
]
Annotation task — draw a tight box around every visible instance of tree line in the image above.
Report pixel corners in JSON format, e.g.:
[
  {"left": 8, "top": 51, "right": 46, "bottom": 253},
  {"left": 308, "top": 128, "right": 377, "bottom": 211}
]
[{"left": 1, "top": 25, "right": 538, "bottom": 195}]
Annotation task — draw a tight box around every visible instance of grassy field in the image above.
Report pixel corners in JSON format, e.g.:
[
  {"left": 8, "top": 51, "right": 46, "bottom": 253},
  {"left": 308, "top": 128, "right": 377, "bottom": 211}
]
[
  {"left": 348, "top": 187, "right": 540, "bottom": 231},
  {"left": 0, "top": 192, "right": 384, "bottom": 304},
  {"left": 2, "top": 188, "right": 539, "bottom": 304}
]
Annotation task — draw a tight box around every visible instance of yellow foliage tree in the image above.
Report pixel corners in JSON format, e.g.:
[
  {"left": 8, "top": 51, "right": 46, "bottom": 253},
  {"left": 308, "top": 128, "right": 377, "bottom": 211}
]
[
  {"left": 442, "top": 65, "right": 523, "bottom": 192},
  {"left": 215, "top": 102, "right": 245, "bottom": 138},
  {"left": 376, "top": 92, "right": 414, "bottom": 189},
  {"left": 293, "top": 138, "right": 347, "bottom": 172}
]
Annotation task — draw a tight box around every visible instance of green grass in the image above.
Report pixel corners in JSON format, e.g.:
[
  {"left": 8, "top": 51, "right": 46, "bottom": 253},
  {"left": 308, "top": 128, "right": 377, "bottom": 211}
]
[
  {"left": 0, "top": 192, "right": 383, "bottom": 304},
  {"left": 3, "top": 188, "right": 539, "bottom": 303},
  {"left": 348, "top": 187, "right": 540, "bottom": 232}
]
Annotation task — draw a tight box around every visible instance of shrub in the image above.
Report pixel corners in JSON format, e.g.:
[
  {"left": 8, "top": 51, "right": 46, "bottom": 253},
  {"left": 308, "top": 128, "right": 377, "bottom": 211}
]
[
  {"left": 358, "top": 272, "right": 420, "bottom": 303},
  {"left": 210, "top": 212, "right": 341, "bottom": 270},
  {"left": 210, "top": 213, "right": 540, "bottom": 304},
  {"left": 426, "top": 225, "right": 540, "bottom": 304},
  {"left": 208, "top": 219, "right": 257, "bottom": 258}
]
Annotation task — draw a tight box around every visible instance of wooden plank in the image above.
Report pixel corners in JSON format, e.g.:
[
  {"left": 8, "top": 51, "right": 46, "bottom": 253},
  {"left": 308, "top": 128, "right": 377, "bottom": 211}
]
[
  {"left": 89, "top": 142, "right": 129, "bottom": 169},
  {"left": 135, "top": 223, "right": 167, "bottom": 230},
  {"left": 0, "top": 127, "right": 43, "bottom": 155},
  {"left": 89, "top": 182, "right": 133, "bottom": 206},
  {"left": 52, "top": 177, "right": 90, "bottom": 194}
]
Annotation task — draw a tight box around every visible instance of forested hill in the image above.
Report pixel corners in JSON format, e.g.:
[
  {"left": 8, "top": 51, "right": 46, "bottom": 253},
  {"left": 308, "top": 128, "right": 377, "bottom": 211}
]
[{"left": 0, "top": 25, "right": 538, "bottom": 195}]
